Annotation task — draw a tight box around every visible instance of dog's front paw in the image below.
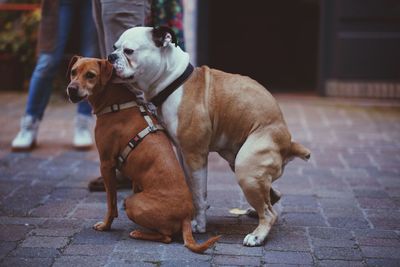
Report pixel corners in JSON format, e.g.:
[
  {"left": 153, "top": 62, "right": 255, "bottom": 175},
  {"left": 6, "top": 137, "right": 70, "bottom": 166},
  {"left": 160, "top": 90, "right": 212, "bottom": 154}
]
[
  {"left": 191, "top": 219, "right": 206, "bottom": 233},
  {"left": 93, "top": 221, "right": 110, "bottom": 231},
  {"left": 243, "top": 233, "right": 264, "bottom": 247}
]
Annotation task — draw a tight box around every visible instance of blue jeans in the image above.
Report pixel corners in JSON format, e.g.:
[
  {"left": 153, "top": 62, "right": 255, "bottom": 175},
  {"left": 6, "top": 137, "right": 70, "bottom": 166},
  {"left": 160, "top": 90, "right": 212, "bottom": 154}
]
[{"left": 25, "top": 0, "right": 98, "bottom": 120}]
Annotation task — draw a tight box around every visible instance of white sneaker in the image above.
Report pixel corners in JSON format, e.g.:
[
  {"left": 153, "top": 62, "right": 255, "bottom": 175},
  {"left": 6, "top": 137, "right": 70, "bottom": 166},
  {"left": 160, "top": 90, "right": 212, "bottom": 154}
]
[
  {"left": 73, "top": 114, "right": 93, "bottom": 149},
  {"left": 11, "top": 115, "right": 40, "bottom": 151}
]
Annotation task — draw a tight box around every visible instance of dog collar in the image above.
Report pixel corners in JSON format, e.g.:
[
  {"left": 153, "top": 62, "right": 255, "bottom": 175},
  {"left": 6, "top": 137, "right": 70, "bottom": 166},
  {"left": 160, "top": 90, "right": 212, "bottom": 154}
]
[
  {"left": 95, "top": 101, "right": 139, "bottom": 116},
  {"left": 150, "top": 63, "right": 194, "bottom": 107}
]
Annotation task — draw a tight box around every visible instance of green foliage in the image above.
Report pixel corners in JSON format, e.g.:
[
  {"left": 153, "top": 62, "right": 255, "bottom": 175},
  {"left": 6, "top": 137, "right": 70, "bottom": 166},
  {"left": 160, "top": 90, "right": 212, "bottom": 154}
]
[{"left": 0, "top": 2, "right": 41, "bottom": 79}]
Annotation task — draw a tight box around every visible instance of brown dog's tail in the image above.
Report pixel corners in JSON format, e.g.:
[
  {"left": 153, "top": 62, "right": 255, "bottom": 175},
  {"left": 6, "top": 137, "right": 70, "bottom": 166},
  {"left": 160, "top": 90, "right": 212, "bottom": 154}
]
[
  {"left": 182, "top": 218, "right": 221, "bottom": 254},
  {"left": 290, "top": 141, "right": 311, "bottom": 161}
]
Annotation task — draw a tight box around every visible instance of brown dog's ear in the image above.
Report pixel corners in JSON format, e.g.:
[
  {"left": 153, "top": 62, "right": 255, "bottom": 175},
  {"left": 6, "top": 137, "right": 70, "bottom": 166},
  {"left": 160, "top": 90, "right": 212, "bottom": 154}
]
[
  {"left": 98, "top": 59, "right": 113, "bottom": 86},
  {"left": 66, "top": 55, "right": 81, "bottom": 79}
]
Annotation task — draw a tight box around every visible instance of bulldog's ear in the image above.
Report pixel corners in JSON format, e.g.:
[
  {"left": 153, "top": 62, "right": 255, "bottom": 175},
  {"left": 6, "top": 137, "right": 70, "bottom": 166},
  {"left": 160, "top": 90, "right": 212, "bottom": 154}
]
[
  {"left": 152, "top": 26, "right": 178, "bottom": 48},
  {"left": 98, "top": 59, "right": 113, "bottom": 86},
  {"left": 66, "top": 55, "right": 81, "bottom": 79}
]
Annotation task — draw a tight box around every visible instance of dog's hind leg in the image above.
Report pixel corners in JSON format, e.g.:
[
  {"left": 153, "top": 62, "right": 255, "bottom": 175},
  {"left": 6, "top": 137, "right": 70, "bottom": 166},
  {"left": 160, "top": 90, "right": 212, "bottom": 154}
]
[{"left": 235, "top": 132, "right": 282, "bottom": 246}]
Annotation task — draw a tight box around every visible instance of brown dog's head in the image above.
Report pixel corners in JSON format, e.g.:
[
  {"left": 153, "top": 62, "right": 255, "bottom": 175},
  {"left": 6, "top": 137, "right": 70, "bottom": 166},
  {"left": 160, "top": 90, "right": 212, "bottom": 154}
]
[{"left": 66, "top": 56, "right": 113, "bottom": 103}]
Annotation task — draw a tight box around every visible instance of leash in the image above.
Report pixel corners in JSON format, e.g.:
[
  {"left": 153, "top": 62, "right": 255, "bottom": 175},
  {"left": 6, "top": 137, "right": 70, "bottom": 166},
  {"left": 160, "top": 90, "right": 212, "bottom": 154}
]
[
  {"left": 94, "top": 101, "right": 164, "bottom": 170},
  {"left": 150, "top": 63, "right": 194, "bottom": 107}
]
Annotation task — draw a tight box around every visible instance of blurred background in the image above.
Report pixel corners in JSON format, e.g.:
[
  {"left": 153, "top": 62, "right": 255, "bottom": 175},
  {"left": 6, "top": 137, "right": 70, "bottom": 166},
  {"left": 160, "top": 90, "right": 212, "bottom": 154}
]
[{"left": 1, "top": 0, "right": 400, "bottom": 98}]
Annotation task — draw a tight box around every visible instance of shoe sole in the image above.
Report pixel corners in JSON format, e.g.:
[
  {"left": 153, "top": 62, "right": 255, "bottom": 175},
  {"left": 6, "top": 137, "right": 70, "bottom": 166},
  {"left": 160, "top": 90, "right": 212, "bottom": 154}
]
[{"left": 11, "top": 141, "right": 37, "bottom": 152}]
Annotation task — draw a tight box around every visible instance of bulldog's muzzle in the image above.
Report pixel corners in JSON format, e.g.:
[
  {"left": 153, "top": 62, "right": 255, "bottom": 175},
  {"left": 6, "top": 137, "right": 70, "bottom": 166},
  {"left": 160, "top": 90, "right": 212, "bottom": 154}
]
[{"left": 108, "top": 53, "right": 119, "bottom": 64}]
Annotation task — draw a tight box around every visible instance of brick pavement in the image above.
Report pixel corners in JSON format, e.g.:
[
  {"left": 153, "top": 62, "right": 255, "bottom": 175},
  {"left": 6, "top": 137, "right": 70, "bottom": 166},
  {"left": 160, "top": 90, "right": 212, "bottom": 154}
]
[{"left": 0, "top": 92, "right": 399, "bottom": 266}]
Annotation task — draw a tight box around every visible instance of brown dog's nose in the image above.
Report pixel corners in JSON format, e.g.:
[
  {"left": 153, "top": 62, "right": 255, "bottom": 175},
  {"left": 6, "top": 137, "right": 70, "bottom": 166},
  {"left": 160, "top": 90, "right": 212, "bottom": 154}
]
[
  {"left": 108, "top": 53, "right": 118, "bottom": 64},
  {"left": 67, "top": 86, "right": 78, "bottom": 96}
]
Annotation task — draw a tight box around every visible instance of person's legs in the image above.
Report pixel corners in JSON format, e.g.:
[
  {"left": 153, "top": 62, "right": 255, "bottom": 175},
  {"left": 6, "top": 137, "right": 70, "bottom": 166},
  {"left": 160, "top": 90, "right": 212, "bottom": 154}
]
[
  {"left": 87, "top": 0, "right": 149, "bottom": 190},
  {"left": 12, "top": 0, "right": 74, "bottom": 150},
  {"left": 100, "top": 0, "right": 150, "bottom": 57},
  {"left": 26, "top": 1, "right": 74, "bottom": 120},
  {"left": 73, "top": 0, "right": 99, "bottom": 149},
  {"left": 77, "top": 0, "right": 98, "bottom": 117}
]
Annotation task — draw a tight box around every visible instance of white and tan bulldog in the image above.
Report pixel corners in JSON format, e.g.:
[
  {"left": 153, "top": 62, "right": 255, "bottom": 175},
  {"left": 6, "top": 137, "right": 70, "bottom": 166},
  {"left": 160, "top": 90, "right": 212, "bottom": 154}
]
[{"left": 108, "top": 26, "right": 311, "bottom": 246}]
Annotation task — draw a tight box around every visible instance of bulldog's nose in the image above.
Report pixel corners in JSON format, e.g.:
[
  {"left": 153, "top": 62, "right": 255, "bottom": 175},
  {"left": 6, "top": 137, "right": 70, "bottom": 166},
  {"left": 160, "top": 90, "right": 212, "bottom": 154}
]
[{"left": 108, "top": 53, "right": 118, "bottom": 64}]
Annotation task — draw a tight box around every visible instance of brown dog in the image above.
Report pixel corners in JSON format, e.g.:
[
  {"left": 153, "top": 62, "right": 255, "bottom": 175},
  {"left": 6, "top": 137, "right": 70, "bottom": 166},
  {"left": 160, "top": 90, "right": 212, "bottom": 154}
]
[{"left": 66, "top": 56, "right": 220, "bottom": 253}]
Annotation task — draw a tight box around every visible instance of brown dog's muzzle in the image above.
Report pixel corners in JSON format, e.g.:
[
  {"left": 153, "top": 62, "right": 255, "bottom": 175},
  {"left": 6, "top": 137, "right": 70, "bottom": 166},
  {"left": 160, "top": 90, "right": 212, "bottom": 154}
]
[{"left": 67, "top": 82, "right": 84, "bottom": 103}]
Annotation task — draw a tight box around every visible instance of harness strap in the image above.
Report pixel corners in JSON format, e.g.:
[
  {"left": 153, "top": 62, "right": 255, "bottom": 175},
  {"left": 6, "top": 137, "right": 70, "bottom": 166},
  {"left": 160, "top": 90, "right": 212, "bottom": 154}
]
[
  {"left": 116, "top": 106, "right": 164, "bottom": 170},
  {"left": 95, "top": 101, "right": 138, "bottom": 116}
]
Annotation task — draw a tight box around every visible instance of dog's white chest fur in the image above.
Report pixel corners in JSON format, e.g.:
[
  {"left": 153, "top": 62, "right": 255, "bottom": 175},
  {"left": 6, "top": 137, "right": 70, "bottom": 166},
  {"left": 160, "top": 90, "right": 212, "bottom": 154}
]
[{"left": 159, "top": 86, "right": 184, "bottom": 144}]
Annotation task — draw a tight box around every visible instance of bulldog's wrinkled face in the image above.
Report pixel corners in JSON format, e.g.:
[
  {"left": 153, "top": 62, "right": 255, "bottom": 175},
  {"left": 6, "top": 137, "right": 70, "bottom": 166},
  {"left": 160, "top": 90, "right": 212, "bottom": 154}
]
[
  {"left": 66, "top": 56, "right": 113, "bottom": 103},
  {"left": 108, "top": 26, "right": 176, "bottom": 80}
]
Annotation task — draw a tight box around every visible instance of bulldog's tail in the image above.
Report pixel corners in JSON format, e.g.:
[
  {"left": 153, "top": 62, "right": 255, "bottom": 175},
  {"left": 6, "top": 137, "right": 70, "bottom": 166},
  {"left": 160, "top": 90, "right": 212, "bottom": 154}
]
[
  {"left": 290, "top": 141, "right": 311, "bottom": 161},
  {"left": 182, "top": 218, "right": 221, "bottom": 254}
]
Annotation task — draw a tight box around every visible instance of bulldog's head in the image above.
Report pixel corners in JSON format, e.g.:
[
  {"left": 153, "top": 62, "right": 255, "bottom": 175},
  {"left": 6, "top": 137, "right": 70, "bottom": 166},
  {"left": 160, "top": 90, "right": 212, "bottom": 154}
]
[
  {"left": 107, "top": 26, "right": 178, "bottom": 81},
  {"left": 66, "top": 56, "right": 113, "bottom": 103}
]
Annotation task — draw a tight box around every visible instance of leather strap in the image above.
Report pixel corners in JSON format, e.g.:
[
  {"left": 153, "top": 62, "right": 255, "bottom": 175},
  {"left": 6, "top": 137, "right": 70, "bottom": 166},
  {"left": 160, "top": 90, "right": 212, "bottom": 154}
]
[
  {"left": 95, "top": 101, "right": 138, "bottom": 117},
  {"left": 116, "top": 105, "right": 164, "bottom": 170},
  {"left": 150, "top": 63, "right": 194, "bottom": 107}
]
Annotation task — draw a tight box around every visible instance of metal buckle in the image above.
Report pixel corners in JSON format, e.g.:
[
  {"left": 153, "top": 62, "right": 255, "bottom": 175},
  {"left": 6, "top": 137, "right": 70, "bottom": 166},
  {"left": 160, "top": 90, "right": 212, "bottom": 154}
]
[
  {"left": 148, "top": 125, "right": 157, "bottom": 133},
  {"left": 111, "top": 104, "right": 120, "bottom": 112},
  {"left": 128, "top": 136, "right": 140, "bottom": 148},
  {"left": 117, "top": 155, "right": 125, "bottom": 164},
  {"left": 139, "top": 105, "right": 147, "bottom": 115}
]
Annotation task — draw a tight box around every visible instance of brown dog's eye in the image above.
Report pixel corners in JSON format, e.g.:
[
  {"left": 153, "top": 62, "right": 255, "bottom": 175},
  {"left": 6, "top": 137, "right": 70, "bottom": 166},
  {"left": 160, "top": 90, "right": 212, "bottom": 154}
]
[
  {"left": 124, "top": 48, "right": 134, "bottom": 55},
  {"left": 85, "top": 72, "right": 96, "bottom": 79},
  {"left": 71, "top": 69, "right": 77, "bottom": 76}
]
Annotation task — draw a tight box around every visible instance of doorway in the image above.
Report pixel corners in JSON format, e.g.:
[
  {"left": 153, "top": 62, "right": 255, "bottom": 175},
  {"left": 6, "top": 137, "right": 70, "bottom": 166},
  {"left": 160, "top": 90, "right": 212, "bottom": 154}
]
[{"left": 197, "top": 0, "right": 320, "bottom": 92}]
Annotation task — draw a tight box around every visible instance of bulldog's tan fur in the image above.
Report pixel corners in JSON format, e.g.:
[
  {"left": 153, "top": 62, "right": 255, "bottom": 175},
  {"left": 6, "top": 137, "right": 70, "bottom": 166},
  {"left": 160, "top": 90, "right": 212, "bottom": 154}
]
[{"left": 109, "top": 26, "right": 311, "bottom": 246}]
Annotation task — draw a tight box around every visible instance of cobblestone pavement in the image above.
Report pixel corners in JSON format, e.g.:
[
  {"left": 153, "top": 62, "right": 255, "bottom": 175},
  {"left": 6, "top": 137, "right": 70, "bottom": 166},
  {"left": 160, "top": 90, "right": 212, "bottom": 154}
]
[{"left": 0, "top": 92, "right": 399, "bottom": 267}]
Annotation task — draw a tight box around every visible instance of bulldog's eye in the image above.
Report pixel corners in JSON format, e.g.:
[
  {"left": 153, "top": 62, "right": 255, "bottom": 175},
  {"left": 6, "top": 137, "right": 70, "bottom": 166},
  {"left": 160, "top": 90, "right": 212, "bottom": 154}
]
[
  {"left": 113, "top": 45, "right": 117, "bottom": 51},
  {"left": 71, "top": 69, "right": 77, "bottom": 76},
  {"left": 124, "top": 48, "right": 134, "bottom": 55},
  {"left": 85, "top": 72, "right": 96, "bottom": 79}
]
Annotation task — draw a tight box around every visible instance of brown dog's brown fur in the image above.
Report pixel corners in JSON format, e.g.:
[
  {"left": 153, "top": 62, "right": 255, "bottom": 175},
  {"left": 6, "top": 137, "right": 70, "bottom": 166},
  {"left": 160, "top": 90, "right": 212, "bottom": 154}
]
[{"left": 66, "top": 56, "right": 220, "bottom": 253}]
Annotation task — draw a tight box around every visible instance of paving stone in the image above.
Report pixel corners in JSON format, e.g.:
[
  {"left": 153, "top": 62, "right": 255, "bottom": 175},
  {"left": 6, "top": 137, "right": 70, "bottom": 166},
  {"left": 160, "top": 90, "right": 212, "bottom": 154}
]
[
  {"left": 327, "top": 217, "right": 371, "bottom": 229},
  {"left": 2, "top": 93, "right": 400, "bottom": 265},
  {"left": 281, "top": 212, "right": 327, "bottom": 227},
  {"left": 316, "top": 259, "right": 366, "bottom": 267},
  {"left": 9, "top": 247, "right": 60, "bottom": 258},
  {"left": 30, "top": 200, "right": 80, "bottom": 218},
  {"left": 360, "top": 246, "right": 400, "bottom": 259},
  {"left": 214, "top": 243, "right": 263, "bottom": 256},
  {"left": 213, "top": 255, "right": 261, "bottom": 266},
  {"left": 0, "top": 224, "right": 33, "bottom": 241},
  {"left": 71, "top": 227, "right": 123, "bottom": 245},
  {"left": 264, "top": 251, "right": 314, "bottom": 265},
  {"left": 314, "top": 247, "right": 363, "bottom": 261},
  {"left": 356, "top": 197, "right": 397, "bottom": 209},
  {"left": 0, "top": 241, "right": 17, "bottom": 259},
  {"left": 365, "top": 258, "right": 400, "bottom": 267},
  {"left": 161, "top": 260, "right": 211, "bottom": 267},
  {"left": 52, "top": 255, "right": 108, "bottom": 267},
  {"left": 309, "top": 227, "right": 356, "bottom": 248},
  {"left": 29, "top": 228, "right": 80, "bottom": 237},
  {"left": 0, "top": 257, "right": 53, "bottom": 267},
  {"left": 63, "top": 244, "right": 114, "bottom": 256},
  {"left": 265, "top": 226, "right": 311, "bottom": 252},
  {"left": 21, "top": 236, "right": 69, "bottom": 249}
]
